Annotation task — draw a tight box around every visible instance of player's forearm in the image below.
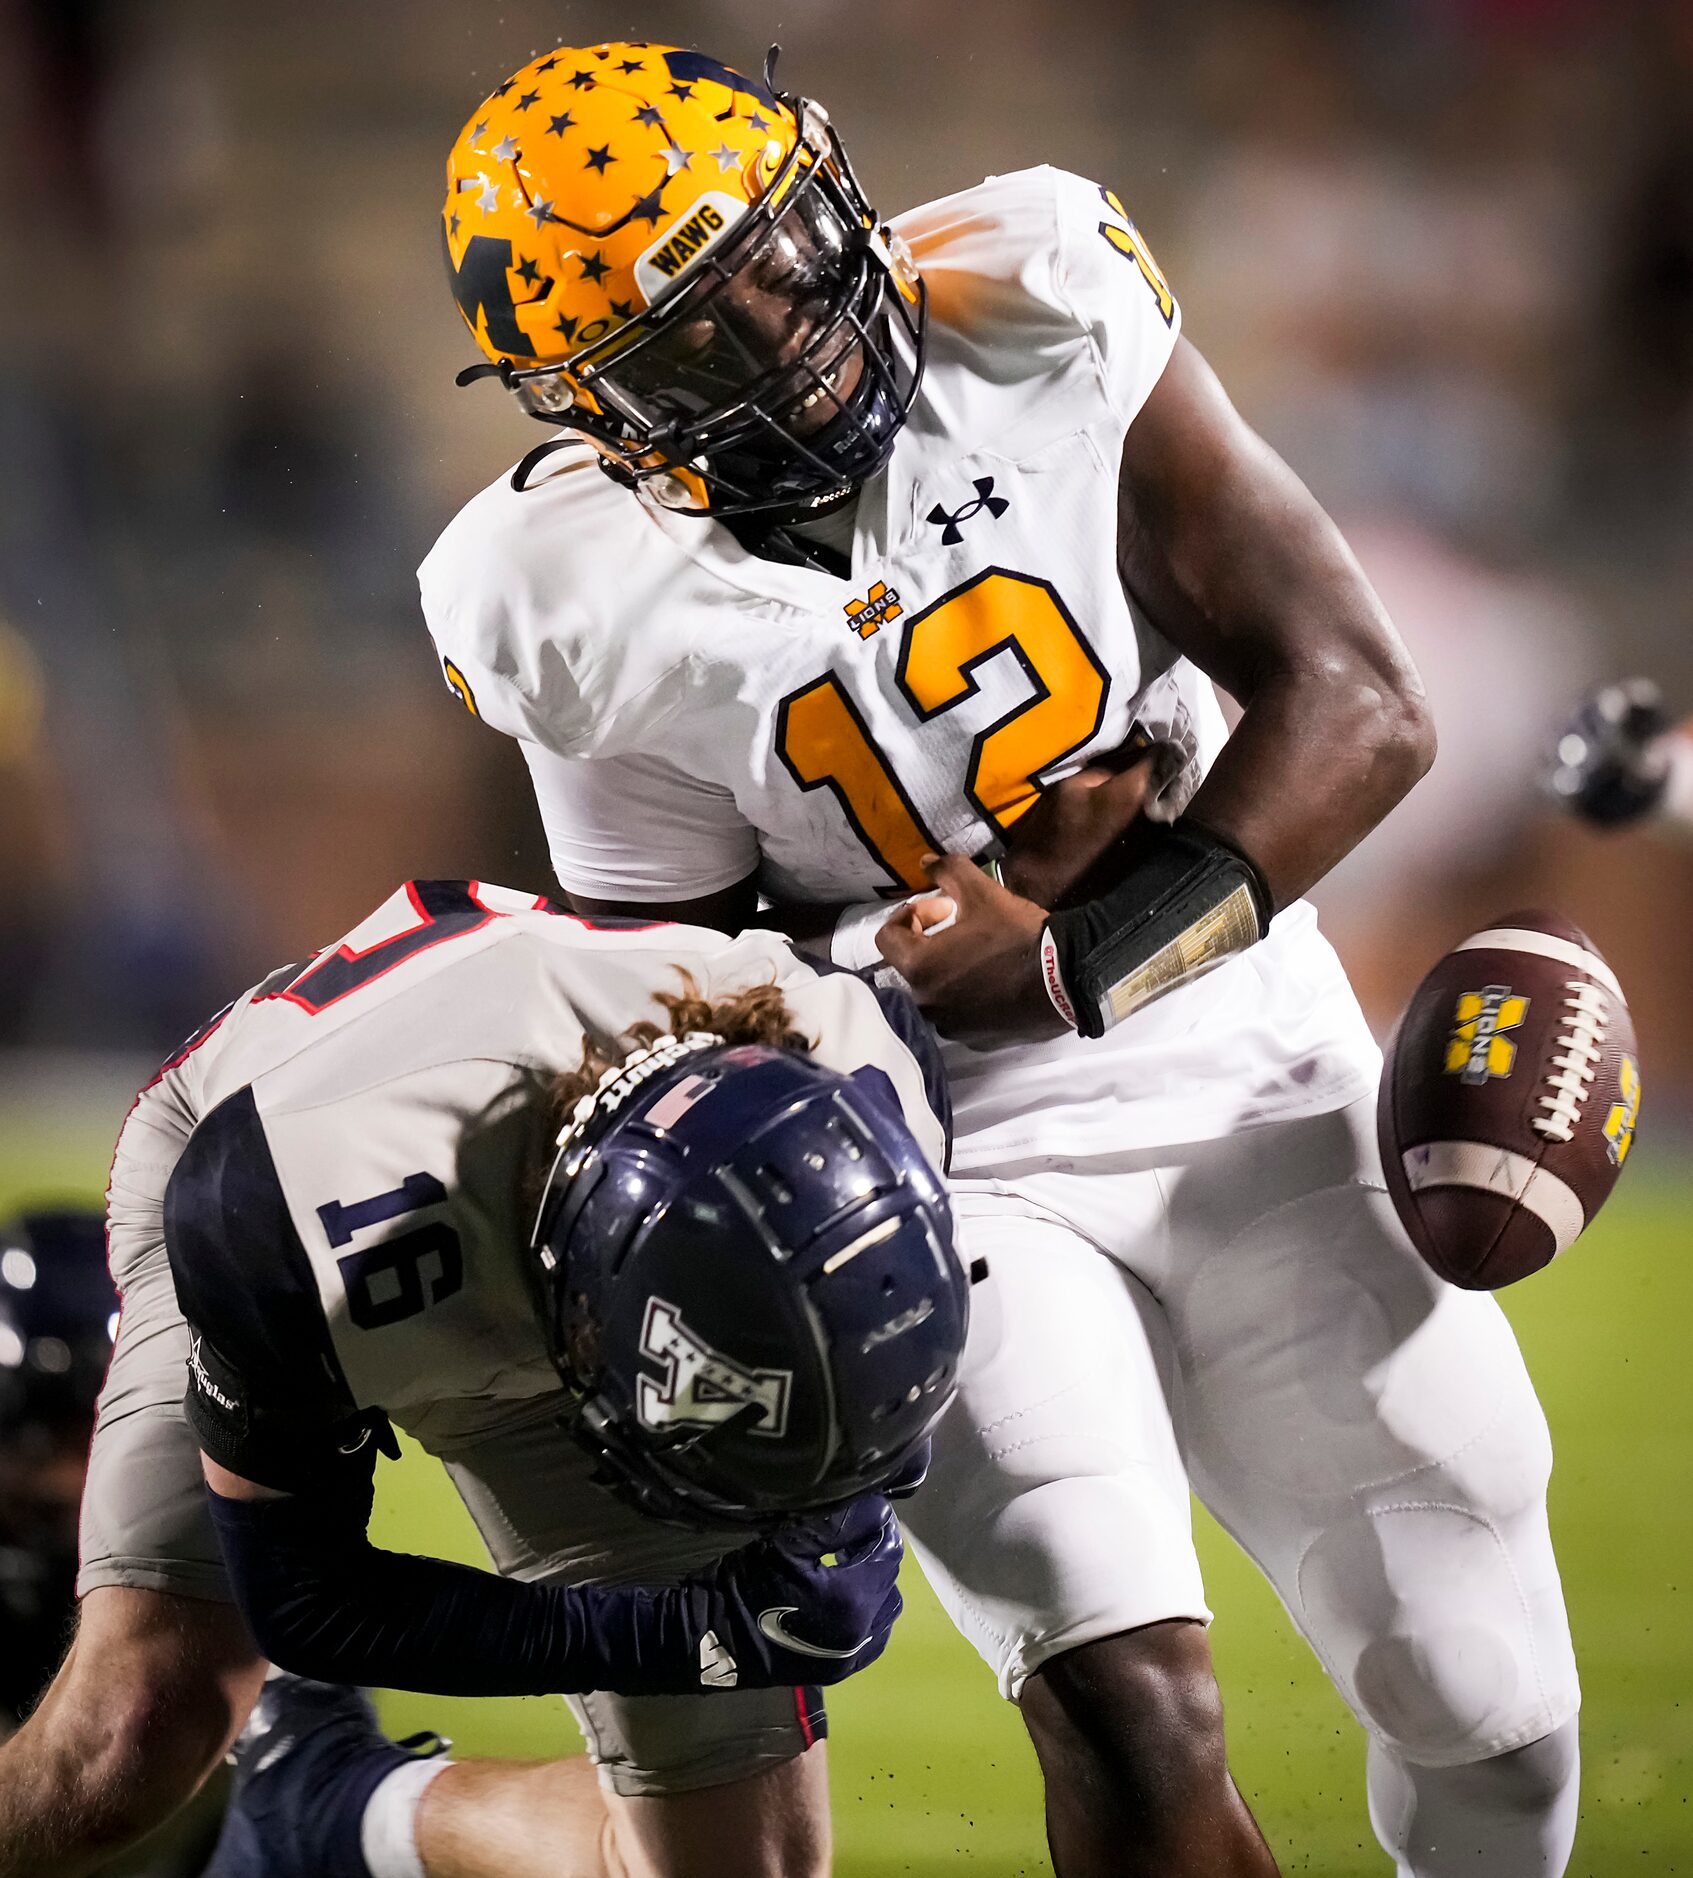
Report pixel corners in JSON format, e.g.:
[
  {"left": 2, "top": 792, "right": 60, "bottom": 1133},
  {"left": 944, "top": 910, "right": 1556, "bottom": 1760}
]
[
  {"left": 207, "top": 1483, "right": 668, "bottom": 1698},
  {"left": 0, "top": 1590, "right": 256, "bottom": 1877},
  {"left": 1181, "top": 654, "right": 1433, "bottom": 909},
  {"left": 0, "top": 1703, "right": 193, "bottom": 1877},
  {"left": 1118, "top": 339, "right": 1434, "bottom": 907}
]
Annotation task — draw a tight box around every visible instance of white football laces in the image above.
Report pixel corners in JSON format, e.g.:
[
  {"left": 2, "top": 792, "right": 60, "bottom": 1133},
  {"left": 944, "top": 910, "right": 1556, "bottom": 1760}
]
[{"left": 1531, "top": 980, "right": 1608, "bottom": 1144}]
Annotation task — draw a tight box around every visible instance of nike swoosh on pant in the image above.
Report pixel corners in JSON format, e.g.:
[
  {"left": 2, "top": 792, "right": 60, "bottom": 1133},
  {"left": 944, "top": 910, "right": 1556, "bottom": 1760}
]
[{"left": 756, "top": 1606, "right": 871, "bottom": 1660}]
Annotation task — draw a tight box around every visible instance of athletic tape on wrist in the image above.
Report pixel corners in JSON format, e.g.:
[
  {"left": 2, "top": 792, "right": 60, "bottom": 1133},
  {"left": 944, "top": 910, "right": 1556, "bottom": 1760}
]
[{"left": 830, "top": 900, "right": 899, "bottom": 973}]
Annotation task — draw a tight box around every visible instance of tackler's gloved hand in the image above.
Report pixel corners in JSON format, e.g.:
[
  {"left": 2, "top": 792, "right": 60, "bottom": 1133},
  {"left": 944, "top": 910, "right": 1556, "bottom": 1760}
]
[{"left": 674, "top": 1494, "right": 904, "bottom": 1691}]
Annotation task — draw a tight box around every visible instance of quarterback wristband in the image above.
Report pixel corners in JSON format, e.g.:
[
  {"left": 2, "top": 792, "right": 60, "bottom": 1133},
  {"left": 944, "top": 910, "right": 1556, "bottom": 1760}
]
[{"left": 1039, "top": 821, "right": 1273, "bottom": 1038}]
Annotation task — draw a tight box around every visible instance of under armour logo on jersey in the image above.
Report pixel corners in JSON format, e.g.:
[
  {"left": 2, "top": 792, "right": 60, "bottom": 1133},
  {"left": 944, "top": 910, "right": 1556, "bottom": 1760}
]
[
  {"left": 636, "top": 1297, "right": 793, "bottom": 1439},
  {"left": 926, "top": 477, "right": 1009, "bottom": 545}
]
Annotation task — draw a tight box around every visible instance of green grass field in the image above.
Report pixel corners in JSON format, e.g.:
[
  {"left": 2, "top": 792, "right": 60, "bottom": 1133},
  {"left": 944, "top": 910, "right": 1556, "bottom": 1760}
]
[{"left": 7, "top": 1078, "right": 1690, "bottom": 1875}]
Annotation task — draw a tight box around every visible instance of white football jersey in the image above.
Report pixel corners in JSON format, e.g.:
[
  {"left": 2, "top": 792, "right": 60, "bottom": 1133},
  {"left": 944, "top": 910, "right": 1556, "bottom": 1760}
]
[
  {"left": 419, "top": 168, "right": 1380, "bottom": 1168},
  {"left": 111, "top": 880, "right": 947, "bottom": 1480}
]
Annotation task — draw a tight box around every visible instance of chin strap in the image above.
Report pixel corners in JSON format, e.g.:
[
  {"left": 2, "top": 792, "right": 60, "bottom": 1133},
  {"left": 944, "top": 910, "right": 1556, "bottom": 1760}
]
[{"left": 509, "top": 434, "right": 600, "bottom": 492}]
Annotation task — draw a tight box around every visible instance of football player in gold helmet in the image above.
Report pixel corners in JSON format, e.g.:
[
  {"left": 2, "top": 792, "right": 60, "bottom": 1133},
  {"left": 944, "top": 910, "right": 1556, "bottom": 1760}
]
[{"left": 425, "top": 38, "right": 1581, "bottom": 1878}]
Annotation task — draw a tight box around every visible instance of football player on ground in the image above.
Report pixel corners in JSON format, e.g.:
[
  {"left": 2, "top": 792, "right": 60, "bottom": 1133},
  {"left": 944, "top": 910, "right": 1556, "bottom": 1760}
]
[
  {"left": 423, "top": 43, "right": 1582, "bottom": 1878},
  {"left": 1547, "top": 677, "right": 1693, "bottom": 835},
  {"left": 0, "top": 879, "right": 965, "bottom": 1878}
]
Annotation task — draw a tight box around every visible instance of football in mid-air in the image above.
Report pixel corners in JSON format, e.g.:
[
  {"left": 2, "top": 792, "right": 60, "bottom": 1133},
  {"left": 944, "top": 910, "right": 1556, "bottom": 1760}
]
[{"left": 1378, "top": 911, "right": 1639, "bottom": 1289}]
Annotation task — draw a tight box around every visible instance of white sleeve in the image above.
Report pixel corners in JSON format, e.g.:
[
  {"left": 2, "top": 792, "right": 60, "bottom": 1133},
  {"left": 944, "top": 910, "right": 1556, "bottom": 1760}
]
[
  {"left": 1049, "top": 168, "right": 1181, "bottom": 427},
  {"left": 522, "top": 740, "right": 761, "bottom": 904}
]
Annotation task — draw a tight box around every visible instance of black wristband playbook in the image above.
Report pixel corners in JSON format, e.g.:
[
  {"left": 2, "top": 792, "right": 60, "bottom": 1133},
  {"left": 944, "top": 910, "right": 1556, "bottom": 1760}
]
[{"left": 1039, "top": 821, "right": 1273, "bottom": 1038}]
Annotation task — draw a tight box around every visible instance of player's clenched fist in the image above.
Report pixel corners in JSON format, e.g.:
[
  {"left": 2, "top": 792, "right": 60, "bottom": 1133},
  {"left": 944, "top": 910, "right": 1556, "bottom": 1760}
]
[
  {"left": 677, "top": 1495, "right": 905, "bottom": 1691},
  {"left": 589, "top": 1495, "right": 904, "bottom": 1695},
  {"left": 997, "top": 758, "right": 1157, "bottom": 910},
  {"left": 877, "top": 854, "right": 1067, "bottom": 1043}
]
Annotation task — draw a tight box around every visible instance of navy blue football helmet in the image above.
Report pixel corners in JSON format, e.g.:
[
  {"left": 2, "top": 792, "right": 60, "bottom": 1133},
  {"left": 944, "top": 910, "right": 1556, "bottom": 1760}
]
[
  {"left": 533, "top": 1033, "right": 966, "bottom": 1528},
  {"left": 0, "top": 1209, "right": 117, "bottom": 1449}
]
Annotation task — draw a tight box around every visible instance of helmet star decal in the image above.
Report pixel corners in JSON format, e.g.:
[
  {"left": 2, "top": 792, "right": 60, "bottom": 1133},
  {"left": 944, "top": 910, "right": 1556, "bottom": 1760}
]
[
  {"left": 444, "top": 43, "right": 794, "bottom": 352},
  {"left": 628, "top": 187, "right": 667, "bottom": 227}
]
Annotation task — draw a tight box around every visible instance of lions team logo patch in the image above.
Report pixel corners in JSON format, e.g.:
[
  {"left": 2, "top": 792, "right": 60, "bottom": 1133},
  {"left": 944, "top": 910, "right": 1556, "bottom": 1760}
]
[
  {"left": 636, "top": 1297, "right": 791, "bottom": 1439},
  {"left": 1445, "top": 986, "right": 1529, "bottom": 1085},
  {"left": 1604, "top": 1055, "right": 1641, "bottom": 1166},
  {"left": 843, "top": 581, "right": 903, "bottom": 639}
]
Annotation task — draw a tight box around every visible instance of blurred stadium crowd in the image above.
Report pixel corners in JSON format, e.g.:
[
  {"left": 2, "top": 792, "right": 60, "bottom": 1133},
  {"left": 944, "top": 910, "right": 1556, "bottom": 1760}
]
[{"left": 3, "top": 0, "right": 1692, "bottom": 1099}]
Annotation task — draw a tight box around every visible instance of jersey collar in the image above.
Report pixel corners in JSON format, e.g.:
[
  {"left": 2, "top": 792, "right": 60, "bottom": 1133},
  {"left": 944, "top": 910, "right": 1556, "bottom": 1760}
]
[{"left": 635, "top": 457, "right": 897, "bottom": 613}]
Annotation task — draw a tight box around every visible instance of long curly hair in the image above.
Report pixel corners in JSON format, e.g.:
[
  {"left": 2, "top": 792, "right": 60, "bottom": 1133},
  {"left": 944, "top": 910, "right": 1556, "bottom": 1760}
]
[{"left": 542, "top": 971, "right": 811, "bottom": 1135}]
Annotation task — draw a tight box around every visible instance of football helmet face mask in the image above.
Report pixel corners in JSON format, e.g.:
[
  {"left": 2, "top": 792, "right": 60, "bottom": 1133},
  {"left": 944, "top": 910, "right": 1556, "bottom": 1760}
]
[
  {"left": 531, "top": 1033, "right": 966, "bottom": 1529},
  {"left": 445, "top": 43, "right": 925, "bottom": 518}
]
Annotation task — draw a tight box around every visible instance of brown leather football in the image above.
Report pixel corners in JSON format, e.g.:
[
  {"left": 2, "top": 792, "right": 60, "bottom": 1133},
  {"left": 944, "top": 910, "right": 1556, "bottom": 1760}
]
[{"left": 1378, "top": 910, "right": 1640, "bottom": 1289}]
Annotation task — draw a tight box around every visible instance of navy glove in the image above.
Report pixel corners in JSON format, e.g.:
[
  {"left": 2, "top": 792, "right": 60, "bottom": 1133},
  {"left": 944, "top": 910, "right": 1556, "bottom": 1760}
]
[
  {"left": 1546, "top": 679, "right": 1673, "bottom": 827},
  {"left": 670, "top": 1494, "right": 904, "bottom": 1692}
]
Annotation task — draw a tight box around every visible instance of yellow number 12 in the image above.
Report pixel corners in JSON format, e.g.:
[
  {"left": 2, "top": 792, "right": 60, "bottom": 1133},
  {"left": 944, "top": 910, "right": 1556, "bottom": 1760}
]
[{"left": 775, "top": 569, "right": 1109, "bottom": 891}]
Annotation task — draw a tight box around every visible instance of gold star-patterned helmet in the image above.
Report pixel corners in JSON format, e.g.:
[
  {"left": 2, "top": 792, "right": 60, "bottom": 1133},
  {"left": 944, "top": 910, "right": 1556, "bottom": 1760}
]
[{"left": 443, "top": 43, "right": 926, "bottom": 518}]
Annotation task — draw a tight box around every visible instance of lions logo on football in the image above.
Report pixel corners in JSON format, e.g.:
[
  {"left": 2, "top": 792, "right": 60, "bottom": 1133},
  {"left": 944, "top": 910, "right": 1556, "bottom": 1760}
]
[
  {"left": 1445, "top": 985, "right": 1529, "bottom": 1085},
  {"left": 1604, "top": 1055, "right": 1641, "bottom": 1166}
]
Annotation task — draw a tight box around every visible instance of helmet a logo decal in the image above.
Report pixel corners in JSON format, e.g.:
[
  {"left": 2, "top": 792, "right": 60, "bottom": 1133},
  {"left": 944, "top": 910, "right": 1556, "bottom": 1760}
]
[
  {"left": 633, "top": 192, "right": 745, "bottom": 298},
  {"left": 843, "top": 581, "right": 903, "bottom": 639},
  {"left": 442, "top": 657, "right": 480, "bottom": 718},
  {"left": 637, "top": 1297, "right": 792, "bottom": 1439},
  {"left": 926, "top": 477, "right": 1009, "bottom": 546},
  {"left": 1445, "top": 986, "right": 1529, "bottom": 1084},
  {"left": 1604, "top": 1054, "right": 1640, "bottom": 1166},
  {"left": 646, "top": 201, "right": 726, "bottom": 278}
]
